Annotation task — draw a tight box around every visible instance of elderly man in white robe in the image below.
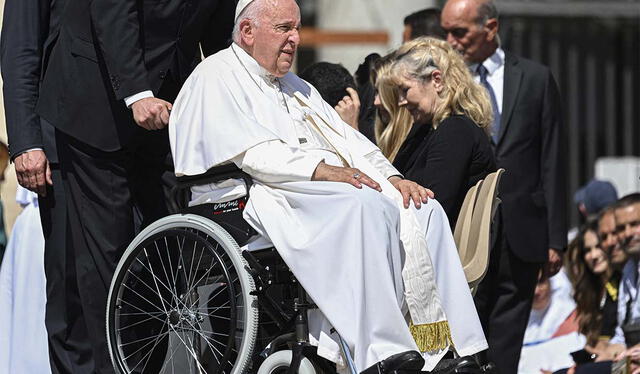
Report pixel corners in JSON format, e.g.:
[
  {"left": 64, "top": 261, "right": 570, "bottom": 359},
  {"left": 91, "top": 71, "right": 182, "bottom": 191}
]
[{"left": 169, "top": 0, "right": 488, "bottom": 372}]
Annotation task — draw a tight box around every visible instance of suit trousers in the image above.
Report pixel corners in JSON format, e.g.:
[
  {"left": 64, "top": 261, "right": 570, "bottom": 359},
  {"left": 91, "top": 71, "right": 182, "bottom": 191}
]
[
  {"left": 41, "top": 163, "right": 95, "bottom": 374},
  {"left": 55, "top": 127, "right": 175, "bottom": 374},
  {"left": 474, "top": 213, "right": 543, "bottom": 374}
]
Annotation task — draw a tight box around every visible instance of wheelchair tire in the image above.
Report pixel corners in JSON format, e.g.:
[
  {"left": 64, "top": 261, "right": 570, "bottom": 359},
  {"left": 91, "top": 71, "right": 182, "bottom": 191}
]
[
  {"left": 257, "top": 350, "right": 318, "bottom": 374},
  {"left": 106, "top": 214, "right": 258, "bottom": 374}
]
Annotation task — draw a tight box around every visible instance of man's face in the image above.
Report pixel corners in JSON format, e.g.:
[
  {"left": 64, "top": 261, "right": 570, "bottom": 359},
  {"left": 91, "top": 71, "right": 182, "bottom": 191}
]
[
  {"left": 249, "top": 0, "right": 301, "bottom": 77},
  {"left": 440, "top": 0, "right": 496, "bottom": 64},
  {"left": 599, "top": 211, "right": 627, "bottom": 267},
  {"left": 615, "top": 202, "right": 640, "bottom": 256}
]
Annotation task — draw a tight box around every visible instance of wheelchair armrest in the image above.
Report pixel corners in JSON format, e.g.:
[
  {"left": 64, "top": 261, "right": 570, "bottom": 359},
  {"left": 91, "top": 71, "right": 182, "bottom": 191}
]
[{"left": 170, "top": 164, "right": 254, "bottom": 212}]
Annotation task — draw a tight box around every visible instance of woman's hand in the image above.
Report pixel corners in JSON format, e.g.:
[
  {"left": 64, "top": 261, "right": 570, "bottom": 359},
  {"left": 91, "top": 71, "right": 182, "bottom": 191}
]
[{"left": 388, "top": 176, "right": 434, "bottom": 209}]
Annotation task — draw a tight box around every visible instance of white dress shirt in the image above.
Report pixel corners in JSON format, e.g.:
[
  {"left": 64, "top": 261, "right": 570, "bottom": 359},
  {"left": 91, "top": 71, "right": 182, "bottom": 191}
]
[{"left": 471, "top": 48, "right": 505, "bottom": 115}]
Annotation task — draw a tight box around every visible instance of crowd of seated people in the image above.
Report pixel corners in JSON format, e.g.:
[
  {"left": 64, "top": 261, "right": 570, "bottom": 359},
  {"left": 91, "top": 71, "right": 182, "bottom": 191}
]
[{"left": 512, "top": 190, "right": 640, "bottom": 374}]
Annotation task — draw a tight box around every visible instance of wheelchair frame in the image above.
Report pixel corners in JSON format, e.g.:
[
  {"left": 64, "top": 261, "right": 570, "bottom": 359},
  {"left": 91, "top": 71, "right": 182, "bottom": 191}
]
[{"left": 106, "top": 164, "right": 352, "bottom": 374}]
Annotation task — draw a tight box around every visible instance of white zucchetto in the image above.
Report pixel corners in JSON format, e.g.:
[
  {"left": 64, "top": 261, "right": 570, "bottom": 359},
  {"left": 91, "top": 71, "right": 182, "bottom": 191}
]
[{"left": 235, "top": 0, "right": 255, "bottom": 21}]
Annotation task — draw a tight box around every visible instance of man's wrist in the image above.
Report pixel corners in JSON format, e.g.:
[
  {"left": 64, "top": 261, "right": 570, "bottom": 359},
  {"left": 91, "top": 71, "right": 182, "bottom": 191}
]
[{"left": 125, "top": 90, "right": 154, "bottom": 108}]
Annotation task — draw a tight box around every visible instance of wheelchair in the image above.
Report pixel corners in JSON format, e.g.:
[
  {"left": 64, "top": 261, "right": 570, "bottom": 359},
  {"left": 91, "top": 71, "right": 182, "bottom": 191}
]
[
  {"left": 105, "top": 164, "right": 345, "bottom": 374},
  {"left": 105, "top": 164, "right": 489, "bottom": 374}
]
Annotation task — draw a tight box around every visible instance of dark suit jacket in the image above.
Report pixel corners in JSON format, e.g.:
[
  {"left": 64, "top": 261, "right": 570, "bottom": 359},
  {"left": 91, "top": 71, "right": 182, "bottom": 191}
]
[
  {"left": 495, "top": 52, "right": 568, "bottom": 262},
  {"left": 393, "top": 115, "right": 496, "bottom": 229},
  {"left": 1, "top": 0, "right": 63, "bottom": 160},
  {"left": 35, "top": 0, "right": 234, "bottom": 151}
]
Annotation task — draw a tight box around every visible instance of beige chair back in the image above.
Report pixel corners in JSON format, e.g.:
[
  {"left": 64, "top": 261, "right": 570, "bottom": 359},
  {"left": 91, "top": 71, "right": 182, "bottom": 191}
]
[
  {"left": 454, "top": 179, "right": 482, "bottom": 263},
  {"left": 454, "top": 169, "right": 505, "bottom": 294}
]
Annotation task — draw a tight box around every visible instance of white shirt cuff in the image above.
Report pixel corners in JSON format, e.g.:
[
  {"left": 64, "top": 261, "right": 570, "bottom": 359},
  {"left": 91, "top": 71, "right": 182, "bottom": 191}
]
[
  {"left": 124, "top": 90, "right": 154, "bottom": 108},
  {"left": 13, "top": 147, "right": 44, "bottom": 158}
]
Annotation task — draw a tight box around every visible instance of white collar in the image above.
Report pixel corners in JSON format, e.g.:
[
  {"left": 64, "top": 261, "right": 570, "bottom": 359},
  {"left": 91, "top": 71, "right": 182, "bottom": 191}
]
[
  {"left": 231, "top": 43, "right": 278, "bottom": 84},
  {"left": 470, "top": 48, "right": 505, "bottom": 76}
]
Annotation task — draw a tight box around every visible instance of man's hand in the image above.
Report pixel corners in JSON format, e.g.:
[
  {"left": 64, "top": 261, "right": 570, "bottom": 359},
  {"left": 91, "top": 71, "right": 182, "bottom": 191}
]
[
  {"left": 335, "top": 87, "right": 360, "bottom": 130},
  {"left": 311, "top": 162, "right": 381, "bottom": 191},
  {"left": 14, "top": 149, "right": 52, "bottom": 196},
  {"left": 388, "top": 176, "right": 434, "bottom": 209},
  {"left": 543, "top": 248, "right": 563, "bottom": 277},
  {"left": 131, "top": 97, "right": 173, "bottom": 130}
]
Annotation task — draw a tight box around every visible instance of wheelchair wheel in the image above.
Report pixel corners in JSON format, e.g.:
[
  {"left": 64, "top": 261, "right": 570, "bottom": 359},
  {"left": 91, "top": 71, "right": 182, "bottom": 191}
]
[
  {"left": 257, "top": 350, "right": 318, "bottom": 374},
  {"left": 106, "top": 214, "right": 259, "bottom": 374}
]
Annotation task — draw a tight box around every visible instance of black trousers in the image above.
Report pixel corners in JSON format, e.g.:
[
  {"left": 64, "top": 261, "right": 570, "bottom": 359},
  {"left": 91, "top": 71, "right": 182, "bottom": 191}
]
[
  {"left": 41, "top": 163, "right": 95, "bottom": 374},
  {"left": 474, "top": 215, "right": 543, "bottom": 374},
  {"left": 51, "top": 128, "right": 174, "bottom": 374}
]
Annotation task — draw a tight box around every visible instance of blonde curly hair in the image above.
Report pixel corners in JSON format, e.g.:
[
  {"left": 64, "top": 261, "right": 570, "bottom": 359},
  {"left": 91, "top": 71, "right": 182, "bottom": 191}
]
[
  {"left": 371, "top": 54, "right": 414, "bottom": 162},
  {"left": 391, "top": 37, "right": 493, "bottom": 131}
]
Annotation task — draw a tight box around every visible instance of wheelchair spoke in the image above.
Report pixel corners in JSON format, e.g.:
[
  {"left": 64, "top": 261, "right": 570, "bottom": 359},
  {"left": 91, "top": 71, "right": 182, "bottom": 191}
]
[
  {"left": 154, "top": 240, "right": 179, "bottom": 306},
  {"left": 138, "top": 325, "right": 171, "bottom": 374},
  {"left": 123, "top": 270, "right": 173, "bottom": 311},
  {"left": 181, "top": 319, "right": 225, "bottom": 367},
  {"left": 119, "top": 332, "right": 166, "bottom": 348},
  {"left": 143, "top": 248, "right": 171, "bottom": 314},
  {"left": 118, "top": 310, "right": 166, "bottom": 317},
  {"left": 177, "top": 236, "right": 194, "bottom": 301},
  {"left": 170, "top": 325, "right": 208, "bottom": 373},
  {"left": 134, "top": 255, "right": 182, "bottom": 309},
  {"left": 117, "top": 297, "right": 167, "bottom": 323},
  {"left": 157, "top": 336, "right": 183, "bottom": 374},
  {"left": 120, "top": 282, "right": 170, "bottom": 319},
  {"left": 122, "top": 329, "right": 170, "bottom": 362},
  {"left": 183, "top": 256, "right": 222, "bottom": 308},
  {"left": 117, "top": 312, "right": 164, "bottom": 332}
]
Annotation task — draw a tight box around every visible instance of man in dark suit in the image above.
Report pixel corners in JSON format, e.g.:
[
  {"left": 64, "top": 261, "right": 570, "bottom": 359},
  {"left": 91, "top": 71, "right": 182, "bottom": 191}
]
[
  {"left": 32, "top": 0, "right": 234, "bottom": 372},
  {"left": 441, "top": 0, "right": 567, "bottom": 372},
  {"left": 0, "top": 0, "right": 89, "bottom": 372}
]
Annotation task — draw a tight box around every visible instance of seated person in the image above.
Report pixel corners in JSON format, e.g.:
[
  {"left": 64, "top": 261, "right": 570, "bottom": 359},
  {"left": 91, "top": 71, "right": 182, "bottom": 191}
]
[
  {"left": 518, "top": 271, "right": 584, "bottom": 374},
  {"left": 354, "top": 52, "right": 381, "bottom": 144},
  {"left": 299, "top": 62, "right": 360, "bottom": 131},
  {"left": 374, "top": 37, "right": 496, "bottom": 228},
  {"left": 370, "top": 53, "right": 414, "bottom": 164},
  {"left": 568, "top": 194, "right": 640, "bottom": 373},
  {"left": 549, "top": 220, "right": 620, "bottom": 374},
  {"left": 168, "top": 0, "right": 487, "bottom": 372}
]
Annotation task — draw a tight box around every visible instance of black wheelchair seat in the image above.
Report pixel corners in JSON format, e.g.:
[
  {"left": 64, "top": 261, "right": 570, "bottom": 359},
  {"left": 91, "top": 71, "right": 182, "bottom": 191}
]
[{"left": 172, "top": 163, "right": 257, "bottom": 246}]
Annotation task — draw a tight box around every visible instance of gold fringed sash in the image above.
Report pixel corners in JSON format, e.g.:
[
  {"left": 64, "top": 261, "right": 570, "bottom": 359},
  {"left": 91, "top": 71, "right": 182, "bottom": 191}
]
[{"left": 410, "top": 320, "right": 453, "bottom": 353}]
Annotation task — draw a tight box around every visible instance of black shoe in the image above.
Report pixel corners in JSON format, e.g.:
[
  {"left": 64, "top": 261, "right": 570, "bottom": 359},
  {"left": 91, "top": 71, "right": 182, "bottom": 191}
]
[
  {"left": 431, "top": 356, "right": 483, "bottom": 374},
  {"left": 360, "top": 350, "right": 425, "bottom": 374}
]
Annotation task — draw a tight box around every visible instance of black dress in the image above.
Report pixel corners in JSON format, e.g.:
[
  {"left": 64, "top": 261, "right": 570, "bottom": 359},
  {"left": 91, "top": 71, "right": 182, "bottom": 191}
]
[{"left": 393, "top": 115, "right": 496, "bottom": 228}]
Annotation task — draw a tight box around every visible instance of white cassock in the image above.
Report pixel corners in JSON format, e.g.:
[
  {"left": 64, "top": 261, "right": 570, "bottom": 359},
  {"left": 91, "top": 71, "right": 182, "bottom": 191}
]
[
  {"left": 170, "top": 43, "right": 487, "bottom": 371},
  {"left": 0, "top": 186, "right": 51, "bottom": 374}
]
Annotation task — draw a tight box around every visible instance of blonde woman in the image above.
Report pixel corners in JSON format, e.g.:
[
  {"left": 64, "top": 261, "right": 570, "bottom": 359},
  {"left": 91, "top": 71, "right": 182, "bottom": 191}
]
[
  {"left": 389, "top": 37, "right": 496, "bottom": 228},
  {"left": 371, "top": 53, "right": 413, "bottom": 163}
]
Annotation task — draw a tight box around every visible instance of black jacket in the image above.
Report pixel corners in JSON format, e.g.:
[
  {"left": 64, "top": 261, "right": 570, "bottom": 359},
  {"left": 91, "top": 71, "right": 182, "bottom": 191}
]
[
  {"left": 1, "top": 0, "right": 64, "bottom": 160},
  {"left": 493, "top": 52, "right": 568, "bottom": 262},
  {"left": 394, "top": 115, "right": 496, "bottom": 228},
  {"left": 36, "top": 0, "right": 234, "bottom": 151}
]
